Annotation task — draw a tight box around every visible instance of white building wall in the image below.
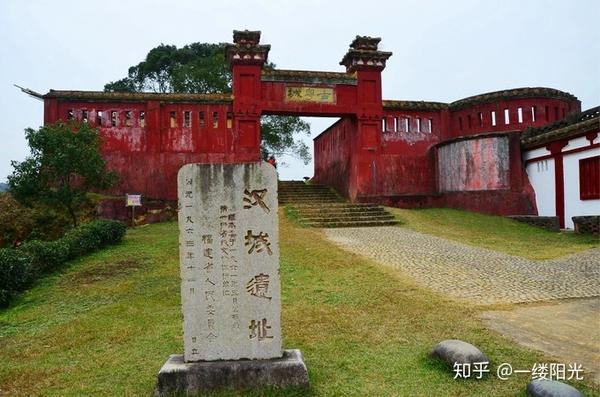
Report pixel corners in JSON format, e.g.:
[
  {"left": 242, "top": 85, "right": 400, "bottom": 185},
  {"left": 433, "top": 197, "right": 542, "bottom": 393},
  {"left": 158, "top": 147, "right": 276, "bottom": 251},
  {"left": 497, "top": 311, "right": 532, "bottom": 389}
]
[
  {"left": 563, "top": 136, "right": 594, "bottom": 151},
  {"left": 523, "top": 147, "right": 550, "bottom": 161},
  {"left": 526, "top": 158, "right": 555, "bottom": 217},
  {"left": 563, "top": 146, "right": 600, "bottom": 229}
]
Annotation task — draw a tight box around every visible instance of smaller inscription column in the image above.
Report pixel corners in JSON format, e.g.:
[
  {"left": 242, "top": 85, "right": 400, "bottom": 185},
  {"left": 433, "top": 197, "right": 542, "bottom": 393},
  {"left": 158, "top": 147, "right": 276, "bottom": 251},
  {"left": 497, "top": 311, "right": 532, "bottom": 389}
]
[{"left": 178, "top": 162, "right": 282, "bottom": 361}]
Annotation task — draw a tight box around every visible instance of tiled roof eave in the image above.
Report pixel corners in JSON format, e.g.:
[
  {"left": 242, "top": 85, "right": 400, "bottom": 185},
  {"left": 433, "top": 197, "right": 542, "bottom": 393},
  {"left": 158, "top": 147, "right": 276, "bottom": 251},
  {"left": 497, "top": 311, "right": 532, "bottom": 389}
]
[
  {"left": 521, "top": 118, "right": 599, "bottom": 149},
  {"left": 261, "top": 69, "right": 357, "bottom": 85},
  {"left": 383, "top": 100, "right": 448, "bottom": 111},
  {"left": 43, "top": 90, "right": 233, "bottom": 103},
  {"left": 450, "top": 87, "right": 578, "bottom": 110}
]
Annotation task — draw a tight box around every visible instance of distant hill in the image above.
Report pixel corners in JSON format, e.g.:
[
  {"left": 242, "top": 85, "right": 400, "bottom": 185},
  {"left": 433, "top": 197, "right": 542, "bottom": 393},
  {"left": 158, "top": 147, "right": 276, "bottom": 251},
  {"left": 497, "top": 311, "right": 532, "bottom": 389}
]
[{"left": 0, "top": 182, "right": 8, "bottom": 192}]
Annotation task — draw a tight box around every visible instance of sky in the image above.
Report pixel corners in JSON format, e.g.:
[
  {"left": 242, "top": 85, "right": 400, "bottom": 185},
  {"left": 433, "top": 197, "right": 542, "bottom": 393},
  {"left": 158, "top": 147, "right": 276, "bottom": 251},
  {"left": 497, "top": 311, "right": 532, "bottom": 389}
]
[{"left": 0, "top": 0, "right": 598, "bottom": 183}]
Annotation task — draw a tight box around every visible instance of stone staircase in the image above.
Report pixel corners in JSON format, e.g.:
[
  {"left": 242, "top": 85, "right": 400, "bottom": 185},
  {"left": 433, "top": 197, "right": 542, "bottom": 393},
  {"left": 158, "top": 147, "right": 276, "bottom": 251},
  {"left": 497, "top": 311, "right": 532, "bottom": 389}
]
[{"left": 278, "top": 181, "right": 399, "bottom": 228}]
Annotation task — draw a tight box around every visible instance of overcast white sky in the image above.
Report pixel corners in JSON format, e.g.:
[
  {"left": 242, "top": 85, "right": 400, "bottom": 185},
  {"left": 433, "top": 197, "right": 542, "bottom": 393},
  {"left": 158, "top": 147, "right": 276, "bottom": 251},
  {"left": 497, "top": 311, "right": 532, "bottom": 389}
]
[{"left": 1, "top": 0, "right": 598, "bottom": 183}]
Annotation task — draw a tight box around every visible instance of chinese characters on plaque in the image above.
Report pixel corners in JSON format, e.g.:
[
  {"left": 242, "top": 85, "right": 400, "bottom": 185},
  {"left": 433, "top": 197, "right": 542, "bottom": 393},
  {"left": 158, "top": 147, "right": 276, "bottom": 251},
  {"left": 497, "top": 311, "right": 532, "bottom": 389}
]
[
  {"left": 177, "top": 162, "right": 281, "bottom": 361},
  {"left": 285, "top": 86, "right": 335, "bottom": 103}
]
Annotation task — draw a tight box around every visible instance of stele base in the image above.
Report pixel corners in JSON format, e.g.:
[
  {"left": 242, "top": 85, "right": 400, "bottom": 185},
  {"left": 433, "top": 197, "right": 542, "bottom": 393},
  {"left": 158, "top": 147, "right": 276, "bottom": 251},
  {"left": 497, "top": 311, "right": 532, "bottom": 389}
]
[{"left": 154, "top": 349, "right": 309, "bottom": 396}]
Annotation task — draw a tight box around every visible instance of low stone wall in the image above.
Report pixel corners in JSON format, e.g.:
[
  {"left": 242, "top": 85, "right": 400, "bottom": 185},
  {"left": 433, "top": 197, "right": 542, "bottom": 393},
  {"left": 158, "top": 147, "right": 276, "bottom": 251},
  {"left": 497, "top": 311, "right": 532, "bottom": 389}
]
[
  {"left": 359, "top": 190, "right": 536, "bottom": 217},
  {"left": 572, "top": 216, "right": 600, "bottom": 235},
  {"left": 507, "top": 215, "right": 560, "bottom": 232},
  {"left": 97, "top": 198, "right": 177, "bottom": 226}
]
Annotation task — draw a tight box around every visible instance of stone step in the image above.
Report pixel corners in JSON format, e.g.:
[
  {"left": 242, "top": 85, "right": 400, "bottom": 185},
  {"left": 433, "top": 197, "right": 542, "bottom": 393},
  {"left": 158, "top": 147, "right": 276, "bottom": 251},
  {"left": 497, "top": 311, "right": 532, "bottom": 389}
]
[
  {"left": 299, "top": 211, "right": 394, "bottom": 218},
  {"left": 295, "top": 204, "right": 384, "bottom": 211},
  {"left": 305, "top": 219, "right": 400, "bottom": 228},
  {"left": 280, "top": 197, "right": 342, "bottom": 202},
  {"left": 279, "top": 192, "right": 339, "bottom": 197},
  {"left": 280, "top": 194, "right": 334, "bottom": 197},
  {"left": 292, "top": 202, "right": 379, "bottom": 208},
  {"left": 290, "top": 202, "right": 381, "bottom": 212},
  {"left": 279, "top": 181, "right": 397, "bottom": 229},
  {"left": 277, "top": 183, "right": 329, "bottom": 189},
  {"left": 278, "top": 185, "right": 329, "bottom": 190},
  {"left": 280, "top": 198, "right": 342, "bottom": 203},
  {"left": 278, "top": 184, "right": 312, "bottom": 188},
  {"left": 280, "top": 184, "right": 329, "bottom": 187},
  {"left": 278, "top": 190, "right": 334, "bottom": 195},
  {"left": 295, "top": 208, "right": 387, "bottom": 217},
  {"left": 281, "top": 201, "right": 343, "bottom": 204},
  {"left": 301, "top": 214, "right": 396, "bottom": 222},
  {"left": 277, "top": 190, "right": 337, "bottom": 196}
]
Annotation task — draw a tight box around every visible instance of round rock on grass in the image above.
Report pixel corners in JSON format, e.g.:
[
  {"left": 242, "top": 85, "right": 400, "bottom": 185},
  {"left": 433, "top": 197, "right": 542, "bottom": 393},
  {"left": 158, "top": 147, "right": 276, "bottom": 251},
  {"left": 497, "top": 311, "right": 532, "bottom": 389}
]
[
  {"left": 526, "top": 379, "right": 583, "bottom": 397},
  {"left": 429, "top": 339, "right": 489, "bottom": 366}
]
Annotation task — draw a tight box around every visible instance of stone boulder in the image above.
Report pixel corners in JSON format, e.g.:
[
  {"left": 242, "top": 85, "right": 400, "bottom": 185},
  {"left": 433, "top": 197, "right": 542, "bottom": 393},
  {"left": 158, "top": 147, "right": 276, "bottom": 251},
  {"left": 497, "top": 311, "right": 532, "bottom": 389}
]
[
  {"left": 429, "top": 339, "right": 489, "bottom": 366},
  {"left": 526, "top": 379, "right": 583, "bottom": 397}
]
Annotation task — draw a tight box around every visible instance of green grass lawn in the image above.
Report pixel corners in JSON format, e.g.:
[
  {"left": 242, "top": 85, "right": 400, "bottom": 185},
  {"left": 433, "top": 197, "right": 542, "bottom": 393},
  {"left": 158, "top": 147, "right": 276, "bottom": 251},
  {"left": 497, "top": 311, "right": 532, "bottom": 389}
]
[
  {"left": 0, "top": 214, "right": 597, "bottom": 396},
  {"left": 388, "top": 207, "right": 599, "bottom": 260}
]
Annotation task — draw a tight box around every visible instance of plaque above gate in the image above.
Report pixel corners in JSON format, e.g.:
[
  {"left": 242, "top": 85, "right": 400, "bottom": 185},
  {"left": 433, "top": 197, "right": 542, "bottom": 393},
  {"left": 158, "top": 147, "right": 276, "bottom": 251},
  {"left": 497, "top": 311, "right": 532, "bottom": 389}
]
[{"left": 285, "top": 86, "right": 335, "bottom": 103}]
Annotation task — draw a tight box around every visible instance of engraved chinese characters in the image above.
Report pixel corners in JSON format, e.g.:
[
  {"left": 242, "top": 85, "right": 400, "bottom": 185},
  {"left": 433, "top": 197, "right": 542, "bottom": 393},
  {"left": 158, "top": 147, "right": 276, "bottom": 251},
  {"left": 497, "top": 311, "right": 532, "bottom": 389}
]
[{"left": 178, "top": 163, "right": 282, "bottom": 361}]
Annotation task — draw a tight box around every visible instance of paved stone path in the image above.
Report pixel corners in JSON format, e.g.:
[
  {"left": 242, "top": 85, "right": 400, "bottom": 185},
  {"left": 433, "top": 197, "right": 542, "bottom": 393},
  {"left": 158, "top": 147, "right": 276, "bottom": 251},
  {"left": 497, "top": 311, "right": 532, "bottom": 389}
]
[
  {"left": 481, "top": 298, "right": 600, "bottom": 383},
  {"left": 324, "top": 226, "right": 600, "bottom": 304}
]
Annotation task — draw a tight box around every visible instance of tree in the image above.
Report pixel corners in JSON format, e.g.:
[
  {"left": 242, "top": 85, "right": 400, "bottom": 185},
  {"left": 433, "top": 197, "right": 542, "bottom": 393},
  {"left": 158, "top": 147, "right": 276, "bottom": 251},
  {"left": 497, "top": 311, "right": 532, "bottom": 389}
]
[
  {"left": 105, "top": 43, "right": 311, "bottom": 164},
  {"left": 8, "top": 122, "right": 116, "bottom": 227}
]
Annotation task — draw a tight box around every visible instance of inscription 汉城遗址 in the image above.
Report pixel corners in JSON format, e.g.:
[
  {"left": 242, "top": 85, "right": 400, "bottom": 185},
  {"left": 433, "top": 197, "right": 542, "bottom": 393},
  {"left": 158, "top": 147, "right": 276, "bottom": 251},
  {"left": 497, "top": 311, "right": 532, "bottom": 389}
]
[{"left": 177, "top": 162, "right": 282, "bottom": 362}]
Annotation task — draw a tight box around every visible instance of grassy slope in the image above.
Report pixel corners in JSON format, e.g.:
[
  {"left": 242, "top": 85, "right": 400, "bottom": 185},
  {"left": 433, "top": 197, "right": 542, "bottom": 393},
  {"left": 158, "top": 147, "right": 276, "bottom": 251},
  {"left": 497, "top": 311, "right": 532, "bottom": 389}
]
[
  {"left": 0, "top": 217, "right": 597, "bottom": 396},
  {"left": 388, "top": 207, "right": 599, "bottom": 260}
]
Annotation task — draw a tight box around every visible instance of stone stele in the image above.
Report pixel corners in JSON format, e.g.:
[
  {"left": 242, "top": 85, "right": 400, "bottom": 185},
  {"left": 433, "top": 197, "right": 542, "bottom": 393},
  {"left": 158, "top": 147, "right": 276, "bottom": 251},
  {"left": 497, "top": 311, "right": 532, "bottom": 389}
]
[{"left": 155, "top": 162, "right": 309, "bottom": 395}]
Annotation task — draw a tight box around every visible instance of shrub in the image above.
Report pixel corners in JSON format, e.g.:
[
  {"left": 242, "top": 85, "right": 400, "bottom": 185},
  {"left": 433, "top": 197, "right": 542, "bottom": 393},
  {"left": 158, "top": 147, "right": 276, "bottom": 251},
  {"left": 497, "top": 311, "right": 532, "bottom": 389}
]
[
  {"left": 61, "top": 220, "right": 126, "bottom": 259},
  {"left": 0, "top": 193, "right": 73, "bottom": 248},
  {"left": 0, "top": 220, "right": 126, "bottom": 307},
  {"left": 96, "top": 220, "right": 127, "bottom": 245},
  {"left": 20, "top": 240, "right": 69, "bottom": 274},
  {"left": 0, "top": 249, "right": 33, "bottom": 307}
]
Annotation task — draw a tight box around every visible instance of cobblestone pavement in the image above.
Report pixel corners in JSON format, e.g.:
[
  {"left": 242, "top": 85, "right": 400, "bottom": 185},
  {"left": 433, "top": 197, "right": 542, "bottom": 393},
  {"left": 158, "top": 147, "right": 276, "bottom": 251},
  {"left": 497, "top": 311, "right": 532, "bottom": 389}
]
[
  {"left": 481, "top": 298, "right": 600, "bottom": 383},
  {"left": 324, "top": 226, "right": 600, "bottom": 304}
]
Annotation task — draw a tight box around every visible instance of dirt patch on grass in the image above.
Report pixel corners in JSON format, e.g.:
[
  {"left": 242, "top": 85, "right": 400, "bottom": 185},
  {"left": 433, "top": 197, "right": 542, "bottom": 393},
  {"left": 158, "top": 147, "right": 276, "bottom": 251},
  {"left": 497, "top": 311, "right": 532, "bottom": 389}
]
[{"left": 64, "top": 258, "right": 143, "bottom": 285}]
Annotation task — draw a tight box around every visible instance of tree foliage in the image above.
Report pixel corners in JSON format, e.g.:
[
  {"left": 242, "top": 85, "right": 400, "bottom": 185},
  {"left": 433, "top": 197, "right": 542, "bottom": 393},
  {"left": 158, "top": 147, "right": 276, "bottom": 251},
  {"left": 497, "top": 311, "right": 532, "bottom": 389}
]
[
  {"left": 105, "top": 43, "right": 311, "bottom": 164},
  {"left": 0, "top": 193, "right": 73, "bottom": 248},
  {"left": 8, "top": 123, "right": 116, "bottom": 227},
  {"left": 105, "top": 43, "right": 230, "bottom": 94}
]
